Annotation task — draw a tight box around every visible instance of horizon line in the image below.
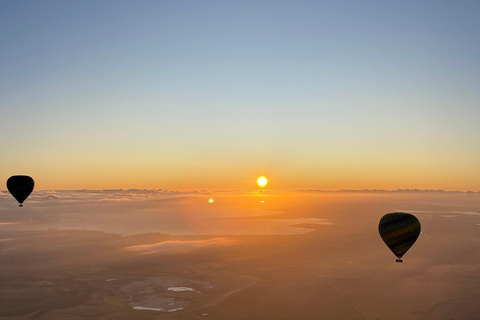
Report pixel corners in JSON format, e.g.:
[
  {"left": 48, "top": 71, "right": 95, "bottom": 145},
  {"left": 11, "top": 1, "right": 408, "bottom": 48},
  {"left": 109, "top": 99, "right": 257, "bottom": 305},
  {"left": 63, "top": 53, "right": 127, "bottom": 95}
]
[{"left": 1, "top": 188, "right": 479, "bottom": 194}]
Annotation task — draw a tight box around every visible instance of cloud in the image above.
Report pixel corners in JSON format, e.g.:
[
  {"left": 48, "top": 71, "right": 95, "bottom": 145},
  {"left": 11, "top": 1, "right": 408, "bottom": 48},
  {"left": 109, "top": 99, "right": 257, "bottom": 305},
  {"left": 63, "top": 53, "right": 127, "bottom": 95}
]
[
  {"left": 124, "top": 238, "right": 235, "bottom": 255},
  {"left": 0, "top": 189, "right": 211, "bottom": 203},
  {"left": 1, "top": 188, "right": 479, "bottom": 205},
  {"left": 293, "top": 189, "right": 480, "bottom": 194}
]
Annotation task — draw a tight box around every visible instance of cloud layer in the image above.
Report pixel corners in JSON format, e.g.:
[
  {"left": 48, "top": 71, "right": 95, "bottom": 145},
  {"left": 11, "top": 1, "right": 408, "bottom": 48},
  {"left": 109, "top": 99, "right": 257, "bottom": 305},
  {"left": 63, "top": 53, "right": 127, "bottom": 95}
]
[
  {"left": 125, "top": 238, "right": 235, "bottom": 255},
  {"left": 1, "top": 188, "right": 478, "bottom": 203}
]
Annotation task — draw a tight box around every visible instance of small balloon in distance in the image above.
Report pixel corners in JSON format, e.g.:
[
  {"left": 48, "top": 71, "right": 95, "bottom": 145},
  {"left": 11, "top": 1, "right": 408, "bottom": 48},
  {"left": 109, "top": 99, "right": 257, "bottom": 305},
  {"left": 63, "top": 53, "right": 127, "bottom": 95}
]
[
  {"left": 378, "top": 212, "right": 421, "bottom": 263},
  {"left": 7, "top": 175, "right": 35, "bottom": 207}
]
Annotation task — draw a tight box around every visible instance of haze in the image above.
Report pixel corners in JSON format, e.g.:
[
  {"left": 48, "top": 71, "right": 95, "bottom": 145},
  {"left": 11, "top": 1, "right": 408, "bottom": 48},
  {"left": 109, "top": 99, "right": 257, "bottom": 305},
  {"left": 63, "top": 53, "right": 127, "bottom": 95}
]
[
  {"left": 1, "top": 191, "right": 480, "bottom": 319},
  {"left": 1, "top": 1, "right": 480, "bottom": 319}
]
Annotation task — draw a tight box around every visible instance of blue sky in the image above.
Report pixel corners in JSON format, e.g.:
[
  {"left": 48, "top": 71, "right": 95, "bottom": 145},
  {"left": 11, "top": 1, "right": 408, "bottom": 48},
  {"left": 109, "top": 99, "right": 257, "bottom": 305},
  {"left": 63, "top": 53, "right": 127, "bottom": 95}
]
[{"left": 1, "top": 0, "right": 479, "bottom": 190}]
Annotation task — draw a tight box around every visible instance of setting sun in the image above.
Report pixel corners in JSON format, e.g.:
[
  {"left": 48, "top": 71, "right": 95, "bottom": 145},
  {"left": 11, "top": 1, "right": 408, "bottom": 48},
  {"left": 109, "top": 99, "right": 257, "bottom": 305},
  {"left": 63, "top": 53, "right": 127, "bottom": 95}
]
[{"left": 257, "top": 176, "right": 268, "bottom": 188}]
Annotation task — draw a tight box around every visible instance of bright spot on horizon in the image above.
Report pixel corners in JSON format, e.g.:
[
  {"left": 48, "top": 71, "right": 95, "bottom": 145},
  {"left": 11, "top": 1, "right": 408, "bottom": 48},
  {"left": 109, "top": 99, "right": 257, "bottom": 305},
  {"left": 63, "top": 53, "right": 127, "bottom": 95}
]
[
  {"left": 208, "top": 198, "right": 214, "bottom": 203},
  {"left": 260, "top": 200, "right": 265, "bottom": 203},
  {"left": 257, "top": 176, "right": 268, "bottom": 188}
]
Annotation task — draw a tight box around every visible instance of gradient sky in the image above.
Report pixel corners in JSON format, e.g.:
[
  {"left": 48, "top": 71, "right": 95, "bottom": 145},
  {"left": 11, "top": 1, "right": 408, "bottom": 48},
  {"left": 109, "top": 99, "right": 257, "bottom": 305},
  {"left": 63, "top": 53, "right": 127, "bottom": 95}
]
[{"left": 1, "top": 0, "right": 479, "bottom": 191}]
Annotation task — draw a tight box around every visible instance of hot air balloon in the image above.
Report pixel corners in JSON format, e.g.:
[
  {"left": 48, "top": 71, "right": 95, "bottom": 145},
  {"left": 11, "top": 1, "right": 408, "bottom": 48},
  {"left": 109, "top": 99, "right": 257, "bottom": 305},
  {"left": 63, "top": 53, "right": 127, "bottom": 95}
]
[
  {"left": 6, "top": 175, "right": 34, "bottom": 207},
  {"left": 378, "top": 212, "right": 421, "bottom": 263}
]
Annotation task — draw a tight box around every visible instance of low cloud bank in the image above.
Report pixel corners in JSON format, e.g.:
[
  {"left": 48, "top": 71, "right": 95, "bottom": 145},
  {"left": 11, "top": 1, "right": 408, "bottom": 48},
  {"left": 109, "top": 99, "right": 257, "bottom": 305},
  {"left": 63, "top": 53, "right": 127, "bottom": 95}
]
[
  {"left": 294, "top": 189, "right": 480, "bottom": 195},
  {"left": 0, "top": 189, "right": 213, "bottom": 201},
  {"left": 0, "top": 188, "right": 478, "bottom": 203},
  {"left": 125, "top": 238, "right": 235, "bottom": 255}
]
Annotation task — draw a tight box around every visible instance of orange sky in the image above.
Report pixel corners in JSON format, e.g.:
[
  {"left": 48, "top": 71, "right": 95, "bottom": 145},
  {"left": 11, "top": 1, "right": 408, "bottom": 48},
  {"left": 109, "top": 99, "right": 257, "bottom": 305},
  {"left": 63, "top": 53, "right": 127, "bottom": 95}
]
[{"left": 1, "top": 2, "right": 479, "bottom": 192}]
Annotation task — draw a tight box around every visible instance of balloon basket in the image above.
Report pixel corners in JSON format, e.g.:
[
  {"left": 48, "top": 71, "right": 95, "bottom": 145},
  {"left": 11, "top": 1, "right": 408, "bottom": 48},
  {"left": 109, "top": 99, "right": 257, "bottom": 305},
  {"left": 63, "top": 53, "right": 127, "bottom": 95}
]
[
  {"left": 19, "top": 204, "right": 23, "bottom": 207},
  {"left": 396, "top": 259, "right": 403, "bottom": 263}
]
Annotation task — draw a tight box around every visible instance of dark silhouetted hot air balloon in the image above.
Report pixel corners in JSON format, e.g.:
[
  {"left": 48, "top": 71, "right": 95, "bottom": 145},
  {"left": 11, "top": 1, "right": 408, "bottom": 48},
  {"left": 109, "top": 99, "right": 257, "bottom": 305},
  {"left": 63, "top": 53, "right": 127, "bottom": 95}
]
[
  {"left": 378, "top": 212, "right": 421, "bottom": 263},
  {"left": 7, "top": 175, "right": 34, "bottom": 207}
]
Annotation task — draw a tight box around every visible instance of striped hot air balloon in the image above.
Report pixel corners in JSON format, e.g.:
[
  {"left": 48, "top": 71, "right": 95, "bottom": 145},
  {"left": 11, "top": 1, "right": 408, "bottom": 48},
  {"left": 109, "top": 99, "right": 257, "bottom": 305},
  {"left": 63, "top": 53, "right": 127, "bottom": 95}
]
[{"left": 378, "top": 212, "right": 421, "bottom": 263}]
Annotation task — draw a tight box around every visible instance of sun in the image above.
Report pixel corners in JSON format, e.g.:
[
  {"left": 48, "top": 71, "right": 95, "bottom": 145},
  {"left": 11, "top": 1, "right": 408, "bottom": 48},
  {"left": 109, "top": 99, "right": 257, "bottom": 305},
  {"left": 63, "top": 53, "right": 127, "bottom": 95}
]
[{"left": 257, "top": 176, "right": 268, "bottom": 188}]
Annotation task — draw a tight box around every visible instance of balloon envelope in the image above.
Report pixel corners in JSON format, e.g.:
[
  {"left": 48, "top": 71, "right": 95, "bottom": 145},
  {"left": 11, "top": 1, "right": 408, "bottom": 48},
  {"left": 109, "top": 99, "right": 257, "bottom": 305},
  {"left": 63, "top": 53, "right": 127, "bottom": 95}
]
[
  {"left": 7, "top": 175, "right": 34, "bottom": 207},
  {"left": 378, "top": 212, "right": 421, "bottom": 262}
]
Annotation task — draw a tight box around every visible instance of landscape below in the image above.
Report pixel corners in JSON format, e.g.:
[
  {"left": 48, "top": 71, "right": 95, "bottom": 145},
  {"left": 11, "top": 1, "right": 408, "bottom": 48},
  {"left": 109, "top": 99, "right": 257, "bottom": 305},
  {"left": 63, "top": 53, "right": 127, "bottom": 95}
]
[{"left": 0, "top": 191, "right": 479, "bottom": 320}]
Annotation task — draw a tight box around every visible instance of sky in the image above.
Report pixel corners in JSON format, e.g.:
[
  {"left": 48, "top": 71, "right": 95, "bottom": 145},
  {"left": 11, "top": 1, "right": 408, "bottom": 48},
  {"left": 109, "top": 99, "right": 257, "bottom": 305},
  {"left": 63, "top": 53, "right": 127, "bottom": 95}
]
[{"left": 1, "top": 0, "right": 479, "bottom": 191}]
